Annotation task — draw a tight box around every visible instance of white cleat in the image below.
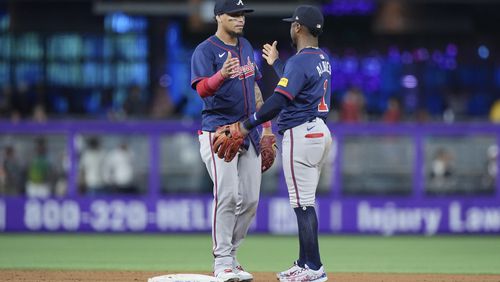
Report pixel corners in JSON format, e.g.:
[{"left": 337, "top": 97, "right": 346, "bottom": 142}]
[
  {"left": 233, "top": 265, "right": 253, "bottom": 282},
  {"left": 278, "top": 264, "right": 327, "bottom": 282},
  {"left": 276, "top": 261, "right": 302, "bottom": 279},
  {"left": 215, "top": 269, "right": 240, "bottom": 282}
]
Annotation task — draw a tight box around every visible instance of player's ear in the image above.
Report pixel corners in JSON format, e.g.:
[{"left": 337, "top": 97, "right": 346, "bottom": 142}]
[
  {"left": 215, "top": 15, "right": 222, "bottom": 24},
  {"left": 296, "top": 23, "right": 303, "bottom": 33}
]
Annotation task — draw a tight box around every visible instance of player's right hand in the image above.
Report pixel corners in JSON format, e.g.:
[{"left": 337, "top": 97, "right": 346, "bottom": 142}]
[
  {"left": 262, "top": 41, "right": 279, "bottom": 66},
  {"left": 220, "top": 52, "right": 240, "bottom": 79}
]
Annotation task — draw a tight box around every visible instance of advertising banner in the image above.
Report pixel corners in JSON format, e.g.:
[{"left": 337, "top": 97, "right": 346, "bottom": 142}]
[{"left": 2, "top": 197, "right": 499, "bottom": 235}]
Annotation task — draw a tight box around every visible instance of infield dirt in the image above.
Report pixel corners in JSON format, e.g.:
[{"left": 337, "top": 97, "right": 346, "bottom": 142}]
[{"left": 1, "top": 270, "right": 500, "bottom": 282}]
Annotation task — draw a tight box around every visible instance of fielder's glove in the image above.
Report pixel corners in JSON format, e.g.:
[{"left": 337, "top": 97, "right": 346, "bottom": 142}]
[
  {"left": 212, "top": 122, "right": 245, "bottom": 162},
  {"left": 260, "top": 133, "right": 277, "bottom": 173}
]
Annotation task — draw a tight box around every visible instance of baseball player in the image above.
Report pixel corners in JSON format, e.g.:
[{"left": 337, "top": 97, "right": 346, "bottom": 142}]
[
  {"left": 211, "top": 5, "right": 331, "bottom": 282},
  {"left": 190, "top": 0, "right": 276, "bottom": 281}
]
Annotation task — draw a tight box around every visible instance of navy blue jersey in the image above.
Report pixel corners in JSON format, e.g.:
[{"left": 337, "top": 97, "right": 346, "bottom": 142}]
[
  {"left": 274, "top": 47, "right": 331, "bottom": 132},
  {"left": 191, "top": 35, "right": 262, "bottom": 153}
]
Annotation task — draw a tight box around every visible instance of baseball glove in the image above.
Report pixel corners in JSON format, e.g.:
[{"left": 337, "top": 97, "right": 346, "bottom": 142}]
[
  {"left": 260, "top": 134, "right": 277, "bottom": 173},
  {"left": 212, "top": 122, "right": 245, "bottom": 162}
]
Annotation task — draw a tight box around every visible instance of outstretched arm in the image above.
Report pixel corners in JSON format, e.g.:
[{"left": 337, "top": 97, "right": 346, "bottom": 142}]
[
  {"left": 241, "top": 91, "right": 290, "bottom": 134},
  {"left": 262, "top": 41, "right": 285, "bottom": 77},
  {"left": 195, "top": 52, "right": 240, "bottom": 98},
  {"left": 254, "top": 83, "right": 273, "bottom": 135}
]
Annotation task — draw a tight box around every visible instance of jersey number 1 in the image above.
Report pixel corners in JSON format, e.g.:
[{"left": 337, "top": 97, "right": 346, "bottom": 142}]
[{"left": 318, "top": 79, "right": 329, "bottom": 112}]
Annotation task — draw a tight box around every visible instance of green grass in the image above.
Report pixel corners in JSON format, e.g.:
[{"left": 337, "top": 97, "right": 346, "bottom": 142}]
[{"left": 0, "top": 234, "right": 499, "bottom": 274}]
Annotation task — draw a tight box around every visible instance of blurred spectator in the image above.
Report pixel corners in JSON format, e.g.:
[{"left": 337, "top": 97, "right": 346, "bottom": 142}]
[
  {"left": 102, "top": 141, "right": 137, "bottom": 194},
  {"left": 150, "top": 85, "right": 174, "bottom": 119},
  {"left": 54, "top": 150, "right": 69, "bottom": 197},
  {"left": 0, "top": 146, "right": 23, "bottom": 195},
  {"left": 489, "top": 99, "right": 500, "bottom": 123},
  {"left": 340, "top": 88, "right": 365, "bottom": 122},
  {"left": 12, "top": 82, "right": 33, "bottom": 118},
  {"left": 445, "top": 89, "right": 468, "bottom": 121},
  {"left": 382, "top": 97, "right": 402, "bottom": 123},
  {"left": 443, "top": 108, "right": 455, "bottom": 123},
  {"left": 429, "top": 148, "right": 455, "bottom": 193},
  {"left": 0, "top": 85, "right": 22, "bottom": 122},
  {"left": 481, "top": 144, "right": 498, "bottom": 190},
  {"left": 26, "top": 138, "right": 53, "bottom": 197},
  {"left": 415, "top": 108, "right": 430, "bottom": 123},
  {"left": 0, "top": 86, "right": 13, "bottom": 119},
  {"left": 32, "top": 104, "right": 48, "bottom": 123},
  {"left": 123, "top": 85, "right": 147, "bottom": 118},
  {"left": 78, "top": 137, "right": 106, "bottom": 195}
]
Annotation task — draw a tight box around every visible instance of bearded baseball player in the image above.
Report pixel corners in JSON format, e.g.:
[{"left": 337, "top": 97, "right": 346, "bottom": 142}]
[
  {"left": 190, "top": 0, "right": 276, "bottom": 281},
  {"left": 211, "top": 5, "right": 331, "bottom": 282}
]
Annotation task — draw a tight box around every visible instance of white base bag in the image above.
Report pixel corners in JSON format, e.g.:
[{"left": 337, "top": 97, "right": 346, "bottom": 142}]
[{"left": 148, "top": 274, "right": 222, "bottom": 282}]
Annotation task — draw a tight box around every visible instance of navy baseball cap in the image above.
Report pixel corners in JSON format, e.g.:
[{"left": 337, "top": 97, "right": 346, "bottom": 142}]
[
  {"left": 283, "top": 5, "right": 324, "bottom": 34},
  {"left": 214, "top": 0, "right": 254, "bottom": 16}
]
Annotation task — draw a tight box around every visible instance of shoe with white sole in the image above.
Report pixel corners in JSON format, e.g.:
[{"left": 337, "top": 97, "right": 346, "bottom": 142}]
[
  {"left": 215, "top": 268, "right": 239, "bottom": 282},
  {"left": 234, "top": 265, "right": 253, "bottom": 282},
  {"left": 276, "top": 261, "right": 302, "bottom": 279},
  {"left": 278, "top": 264, "right": 327, "bottom": 282}
]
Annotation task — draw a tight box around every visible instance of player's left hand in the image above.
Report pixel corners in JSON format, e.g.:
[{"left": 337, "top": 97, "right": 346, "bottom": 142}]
[
  {"left": 260, "top": 133, "right": 277, "bottom": 173},
  {"left": 262, "top": 41, "right": 279, "bottom": 66}
]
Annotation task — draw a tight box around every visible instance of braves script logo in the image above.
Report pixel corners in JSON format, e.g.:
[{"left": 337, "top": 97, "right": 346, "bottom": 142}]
[{"left": 229, "top": 56, "right": 255, "bottom": 80}]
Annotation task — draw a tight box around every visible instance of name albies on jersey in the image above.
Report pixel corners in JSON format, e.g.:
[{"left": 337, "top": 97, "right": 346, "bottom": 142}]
[{"left": 274, "top": 47, "right": 332, "bottom": 132}]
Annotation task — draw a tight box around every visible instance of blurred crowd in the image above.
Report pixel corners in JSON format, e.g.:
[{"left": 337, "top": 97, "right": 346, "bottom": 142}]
[
  {"left": 428, "top": 145, "right": 498, "bottom": 194},
  {"left": 2, "top": 82, "right": 500, "bottom": 124},
  {"left": 0, "top": 137, "right": 67, "bottom": 197},
  {"left": 0, "top": 136, "right": 142, "bottom": 197},
  {"left": 1, "top": 44, "right": 500, "bottom": 124},
  {"left": 77, "top": 137, "right": 139, "bottom": 195},
  {"left": 0, "top": 83, "right": 176, "bottom": 123}
]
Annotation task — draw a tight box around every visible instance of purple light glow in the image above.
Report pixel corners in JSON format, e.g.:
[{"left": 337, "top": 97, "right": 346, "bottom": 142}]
[
  {"left": 444, "top": 58, "right": 457, "bottom": 70},
  {"left": 415, "top": 48, "right": 429, "bottom": 61},
  {"left": 365, "top": 77, "right": 380, "bottom": 92},
  {"left": 432, "top": 50, "right": 443, "bottom": 64},
  {"left": 342, "top": 57, "right": 359, "bottom": 74},
  {"left": 322, "top": 0, "right": 375, "bottom": 16},
  {"left": 388, "top": 47, "right": 400, "bottom": 62},
  {"left": 401, "top": 75, "right": 418, "bottom": 89},
  {"left": 446, "top": 43, "right": 458, "bottom": 57},
  {"left": 401, "top": 51, "right": 413, "bottom": 64},
  {"left": 362, "top": 57, "right": 381, "bottom": 76},
  {"left": 478, "top": 45, "right": 489, "bottom": 59}
]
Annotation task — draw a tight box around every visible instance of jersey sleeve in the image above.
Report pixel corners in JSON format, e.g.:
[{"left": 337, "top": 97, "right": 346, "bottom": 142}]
[
  {"left": 274, "top": 58, "right": 306, "bottom": 100},
  {"left": 190, "top": 46, "right": 214, "bottom": 89},
  {"left": 254, "top": 62, "right": 262, "bottom": 80}
]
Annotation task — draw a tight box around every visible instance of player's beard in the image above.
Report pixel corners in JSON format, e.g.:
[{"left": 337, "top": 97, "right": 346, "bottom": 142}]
[{"left": 229, "top": 30, "right": 244, "bottom": 38}]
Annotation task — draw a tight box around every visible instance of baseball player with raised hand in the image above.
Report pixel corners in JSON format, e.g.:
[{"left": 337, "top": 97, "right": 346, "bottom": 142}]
[
  {"left": 190, "top": 0, "right": 276, "bottom": 281},
  {"left": 211, "top": 5, "right": 331, "bottom": 282}
]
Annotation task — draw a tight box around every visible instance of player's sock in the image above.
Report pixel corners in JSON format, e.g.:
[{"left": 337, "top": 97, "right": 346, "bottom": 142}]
[
  {"left": 294, "top": 206, "right": 322, "bottom": 271},
  {"left": 297, "top": 221, "right": 306, "bottom": 268}
]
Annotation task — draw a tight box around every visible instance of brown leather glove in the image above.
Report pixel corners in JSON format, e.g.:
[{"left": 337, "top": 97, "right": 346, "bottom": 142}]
[
  {"left": 212, "top": 122, "right": 245, "bottom": 162},
  {"left": 260, "top": 134, "right": 277, "bottom": 173}
]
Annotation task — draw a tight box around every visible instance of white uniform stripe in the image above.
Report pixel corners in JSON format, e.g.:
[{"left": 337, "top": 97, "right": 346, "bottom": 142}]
[{"left": 290, "top": 128, "right": 301, "bottom": 207}]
